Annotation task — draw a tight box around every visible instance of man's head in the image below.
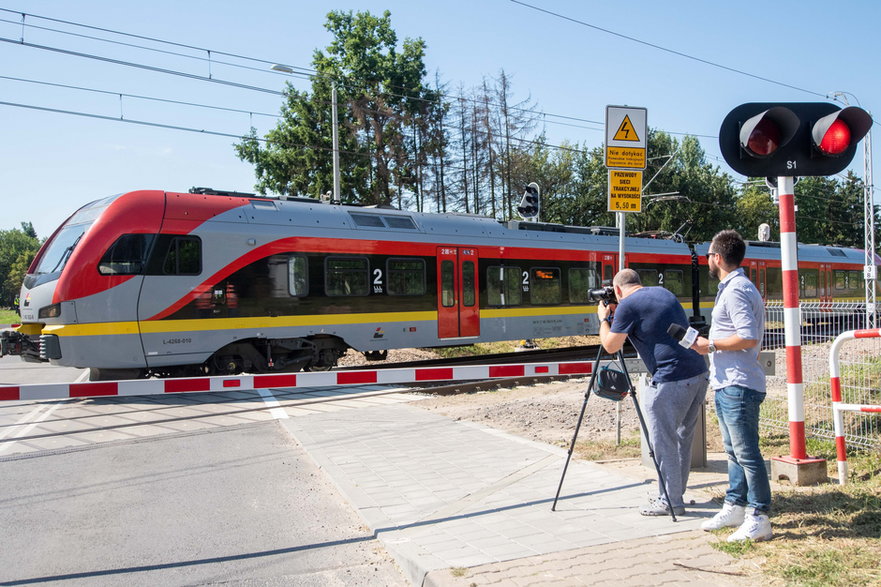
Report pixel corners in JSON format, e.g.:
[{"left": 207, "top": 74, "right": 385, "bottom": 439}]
[
  {"left": 612, "top": 268, "right": 642, "bottom": 300},
  {"left": 708, "top": 229, "right": 746, "bottom": 279}
]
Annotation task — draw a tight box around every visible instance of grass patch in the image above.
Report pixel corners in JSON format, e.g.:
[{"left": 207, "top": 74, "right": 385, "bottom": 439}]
[
  {"left": 574, "top": 434, "right": 641, "bottom": 461},
  {"left": 0, "top": 308, "right": 19, "bottom": 324},
  {"left": 707, "top": 452, "right": 881, "bottom": 586}
]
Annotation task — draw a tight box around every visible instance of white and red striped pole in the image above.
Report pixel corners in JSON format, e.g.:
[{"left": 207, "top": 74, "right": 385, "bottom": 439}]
[{"left": 778, "top": 175, "right": 808, "bottom": 460}]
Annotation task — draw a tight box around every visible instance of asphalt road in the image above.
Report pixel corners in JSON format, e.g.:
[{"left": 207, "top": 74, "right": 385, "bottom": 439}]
[{"left": 0, "top": 356, "right": 409, "bottom": 586}]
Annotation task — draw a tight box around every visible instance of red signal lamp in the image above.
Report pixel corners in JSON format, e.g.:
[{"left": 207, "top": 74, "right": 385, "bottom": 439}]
[
  {"left": 739, "top": 107, "right": 799, "bottom": 158},
  {"left": 812, "top": 106, "right": 872, "bottom": 158},
  {"left": 816, "top": 119, "right": 851, "bottom": 155}
]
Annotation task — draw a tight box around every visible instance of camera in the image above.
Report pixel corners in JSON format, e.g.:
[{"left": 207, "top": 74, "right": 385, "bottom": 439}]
[{"left": 587, "top": 284, "right": 617, "bottom": 305}]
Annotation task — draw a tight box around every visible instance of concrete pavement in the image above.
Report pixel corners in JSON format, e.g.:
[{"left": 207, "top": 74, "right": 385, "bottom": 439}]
[{"left": 281, "top": 400, "right": 756, "bottom": 586}]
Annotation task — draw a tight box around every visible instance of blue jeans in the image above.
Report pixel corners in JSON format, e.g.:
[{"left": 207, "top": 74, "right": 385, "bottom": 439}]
[{"left": 714, "top": 385, "right": 771, "bottom": 514}]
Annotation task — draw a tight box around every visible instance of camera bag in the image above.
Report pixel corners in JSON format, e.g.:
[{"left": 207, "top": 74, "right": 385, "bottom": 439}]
[{"left": 593, "top": 366, "right": 630, "bottom": 401}]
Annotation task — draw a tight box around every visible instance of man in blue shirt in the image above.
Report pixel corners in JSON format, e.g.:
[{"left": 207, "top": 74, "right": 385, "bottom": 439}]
[
  {"left": 598, "top": 268, "right": 708, "bottom": 516},
  {"left": 692, "top": 229, "right": 772, "bottom": 542}
]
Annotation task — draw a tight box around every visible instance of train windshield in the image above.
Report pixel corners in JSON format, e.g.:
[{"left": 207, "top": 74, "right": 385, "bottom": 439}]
[
  {"left": 31, "top": 224, "right": 89, "bottom": 276},
  {"left": 30, "top": 197, "right": 114, "bottom": 277}
]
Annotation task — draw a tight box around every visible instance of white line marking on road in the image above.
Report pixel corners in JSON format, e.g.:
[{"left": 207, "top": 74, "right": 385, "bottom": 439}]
[
  {"left": 74, "top": 370, "right": 90, "bottom": 383},
  {"left": 0, "top": 402, "right": 63, "bottom": 454},
  {"left": 257, "top": 389, "right": 289, "bottom": 420}
]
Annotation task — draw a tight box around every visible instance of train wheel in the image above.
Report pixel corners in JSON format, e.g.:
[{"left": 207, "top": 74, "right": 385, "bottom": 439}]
[{"left": 89, "top": 368, "right": 146, "bottom": 381}]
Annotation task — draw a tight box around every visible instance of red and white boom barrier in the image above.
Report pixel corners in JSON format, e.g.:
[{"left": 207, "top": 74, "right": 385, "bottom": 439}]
[
  {"left": 0, "top": 360, "right": 596, "bottom": 402},
  {"left": 829, "top": 328, "right": 881, "bottom": 485}
]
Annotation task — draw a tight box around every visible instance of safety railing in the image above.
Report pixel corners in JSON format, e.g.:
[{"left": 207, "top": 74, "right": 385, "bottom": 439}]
[
  {"left": 829, "top": 328, "right": 881, "bottom": 485},
  {"left": 760, "top": 302, "right": 881, "bottom": 450}
]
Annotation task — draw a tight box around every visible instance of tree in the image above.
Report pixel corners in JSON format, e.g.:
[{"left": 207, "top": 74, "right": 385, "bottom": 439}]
[
  {"left": 237, "top": 10, "right": 438, "bottom": 205},
  {"left": 734, "top": 184, "right": 779, "bottom": 241},
  {"left": 0, "top": 226, "right": 40, "bottom": 307}
]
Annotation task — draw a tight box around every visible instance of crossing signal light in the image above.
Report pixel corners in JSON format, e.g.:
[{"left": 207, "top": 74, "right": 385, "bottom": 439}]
[
  {"left": 517, "top": 182, "right": 541, "bottom": 220},
  {"left": 719, "top": 102, "right": 872, "bottom": 177}
]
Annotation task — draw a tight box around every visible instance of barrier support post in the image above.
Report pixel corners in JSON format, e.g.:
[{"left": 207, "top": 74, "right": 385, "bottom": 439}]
[{"left": 769, "top": 175, "right": 828, "bottom": 486}]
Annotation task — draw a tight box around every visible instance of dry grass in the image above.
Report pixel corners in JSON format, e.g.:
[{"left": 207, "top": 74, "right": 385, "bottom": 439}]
[{"left": 707, "top": 432, "right": 881, "bottom": 586}]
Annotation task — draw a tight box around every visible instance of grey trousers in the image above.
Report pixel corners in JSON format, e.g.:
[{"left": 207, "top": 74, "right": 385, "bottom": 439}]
[{"left": 641, "top": 372, "right": 709, "bottom": 508}]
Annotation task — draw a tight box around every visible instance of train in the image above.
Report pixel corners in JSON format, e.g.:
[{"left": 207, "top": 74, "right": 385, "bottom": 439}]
[{"left": 1, "top": 187, "right": 876, "bottom": 381}]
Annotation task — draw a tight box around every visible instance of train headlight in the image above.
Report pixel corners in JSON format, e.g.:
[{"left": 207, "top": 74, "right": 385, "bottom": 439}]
[{"left": 38, "top": 303, "right": 61, "bottom": 319}]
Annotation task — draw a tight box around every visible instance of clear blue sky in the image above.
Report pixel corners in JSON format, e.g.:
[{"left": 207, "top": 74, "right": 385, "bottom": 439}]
[{"left": 2, "top": 0, "right": 879, "bottom": 238}]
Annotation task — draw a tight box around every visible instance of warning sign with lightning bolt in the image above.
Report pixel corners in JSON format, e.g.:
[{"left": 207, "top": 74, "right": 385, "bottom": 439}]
[
  {"left": 613, "top": 115, "right": 640, "bottom": 141},
  {"left": 605, "top": 106, "right": 647, "bottom": 170}
]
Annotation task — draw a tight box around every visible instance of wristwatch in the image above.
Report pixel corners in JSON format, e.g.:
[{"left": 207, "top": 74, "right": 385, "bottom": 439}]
[{"left": 707, "top": 341, "right": 717, "bottom": 353}]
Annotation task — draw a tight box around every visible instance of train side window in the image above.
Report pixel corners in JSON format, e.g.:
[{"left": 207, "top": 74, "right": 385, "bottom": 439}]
[
  {"left": 568, "top": 267, "right": 600, "bottom": 303},
  {"left": 849, "top": 270, "right": 864, "bottom": 292},
  {"left": 98, "top": 234, "right": 155, "bottom": 275},
  {"left": 487, "top": 266, "right": 522, "bottom": 306},
  {"left": 530, "top": 267, "right": 561, "bottom": 305},
  {"left": 287, "top": 256, "right": 308, "bottom": 296},
  {"left": 800, "top": 269, "right": 818, "bottom": 298},
  {"left": 162, "top": 236, "right": 201, "bottom": 275},
  {"left": 663, "top": 270, "right": 684, "bottom": 296},
  {"left": 834, "top": 270, "right": 848, "bottom": 290},
  {"left": 441, "top": 260, "right": 455, "bottom": 306},
  {"left": 462, "top": 261, "right": 475, "bottom": 306},
  {"left": 636, "top": 268, "right": 659, "bottom": 287},
  {"left": 387, "top": 258, "right": 426, "bottom": 296},
  {"left": 326, "top": 257, "right": 369, "bottom": 296},
  {"left": 765, "top": 267, "right": 783, "bottom": 298}
]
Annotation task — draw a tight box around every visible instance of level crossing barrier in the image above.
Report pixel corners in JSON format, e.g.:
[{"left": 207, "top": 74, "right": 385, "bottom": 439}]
[
  {"left": 0, "top": 360, "right": 605, "bottom": 402},
  {"left": 829, "top": 328, "right": 881, "bottom": 485}
]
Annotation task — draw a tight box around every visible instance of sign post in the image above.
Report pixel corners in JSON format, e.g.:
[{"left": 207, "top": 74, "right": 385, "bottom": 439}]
[{"left": 605, "top": 106, "right": 647, "bottom": 270}]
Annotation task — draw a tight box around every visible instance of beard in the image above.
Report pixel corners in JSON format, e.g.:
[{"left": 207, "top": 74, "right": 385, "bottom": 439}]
[{"left": 709, "top": 264, "right": 719, "bottom": 280}]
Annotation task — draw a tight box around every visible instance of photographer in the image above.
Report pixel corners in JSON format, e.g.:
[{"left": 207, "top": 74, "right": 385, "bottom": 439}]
[{"left": 597, "top": 268, "right": 708, "bottom": 516}]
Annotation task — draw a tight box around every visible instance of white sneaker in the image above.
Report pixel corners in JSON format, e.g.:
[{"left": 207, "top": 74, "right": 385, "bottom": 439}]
[
  {"left": 701, "top": 502, "right": 745, "bottom": 531},
  {"left": 727, "top": 513, "right": 773, "bottom": 542}
]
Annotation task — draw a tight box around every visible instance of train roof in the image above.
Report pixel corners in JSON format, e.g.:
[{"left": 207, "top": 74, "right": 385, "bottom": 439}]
[{"left": 83, "top": 189, "right": 876, "bottom": 265}]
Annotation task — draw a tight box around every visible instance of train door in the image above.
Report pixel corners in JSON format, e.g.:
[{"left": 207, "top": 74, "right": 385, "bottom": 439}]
[
  {"left": 436, "top": 247, "right": 479, "bottom": 339},
  {"left": 752, "top": 261, "right": 767, "bottom": 298},
  {"left": 600, "top": 254, "right": 617, "bottom": 284},
  {"left": 820, "top": 263, "right": 833, "bottom": 304}
]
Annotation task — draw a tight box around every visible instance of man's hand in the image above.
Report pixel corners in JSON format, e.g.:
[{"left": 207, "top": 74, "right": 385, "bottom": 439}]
[
  {"left": 692, "top": 336, "right": 711, "bottom": 355},
  {"left": 596, "top": 301, "right": 616, "bottom": 322}
]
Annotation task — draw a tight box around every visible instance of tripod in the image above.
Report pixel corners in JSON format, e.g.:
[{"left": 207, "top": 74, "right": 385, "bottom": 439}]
[{"left": 551, "top": 343, "right": 678, "bottom": 522}]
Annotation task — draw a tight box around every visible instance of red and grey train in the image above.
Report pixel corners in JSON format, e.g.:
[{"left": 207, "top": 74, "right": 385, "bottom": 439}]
[{"left": 1, "top": 188, "right": 875, "bottom": 380}]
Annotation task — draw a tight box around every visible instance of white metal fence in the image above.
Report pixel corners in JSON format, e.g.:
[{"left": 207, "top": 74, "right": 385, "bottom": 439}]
[{"left": 760, "top": 301, "right": 881, "bottom": 449}]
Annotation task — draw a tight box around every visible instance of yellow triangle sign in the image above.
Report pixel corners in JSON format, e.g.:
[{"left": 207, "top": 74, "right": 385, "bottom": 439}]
[{"left": 613, "top": 115, "right": 640, "bottom": 141}]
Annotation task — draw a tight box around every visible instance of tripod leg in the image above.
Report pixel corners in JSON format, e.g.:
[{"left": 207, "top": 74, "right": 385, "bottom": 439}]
[
  {"left": 618, "top": 350, "right": 677, "bottom": 523},
  {"left": 551, "top": 344, "right": 605, "bottom": 511}
]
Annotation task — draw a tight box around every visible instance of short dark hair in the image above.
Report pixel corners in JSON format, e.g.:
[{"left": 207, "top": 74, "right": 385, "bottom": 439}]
[{"left": 711, "top": 229, "right": 746, "bottom": 267}]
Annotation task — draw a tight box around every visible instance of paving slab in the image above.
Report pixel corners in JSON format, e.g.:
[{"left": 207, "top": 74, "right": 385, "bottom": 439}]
[{"left": 281, "top": 403, "right": 739, "bottom": 585}]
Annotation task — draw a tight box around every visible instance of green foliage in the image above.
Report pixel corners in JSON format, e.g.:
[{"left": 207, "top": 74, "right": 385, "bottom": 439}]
[
  {"left": 236, "top": 10, "right": 438, "bottom": 205},
  {"left": 0, "top": 225, "right": 41, "bottom": 306}
]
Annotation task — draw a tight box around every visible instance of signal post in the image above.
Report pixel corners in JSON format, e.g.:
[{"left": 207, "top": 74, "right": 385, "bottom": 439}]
[
  {"left": 720, "top": 102, "right": 872, "bottom": 484},
  {"left": 606, "top": 106, "right": 647, "bottom": 270}
]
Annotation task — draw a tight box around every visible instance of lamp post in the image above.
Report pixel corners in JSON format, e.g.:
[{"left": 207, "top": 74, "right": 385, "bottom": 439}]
[{"left": 272, "top": 64, "right": 341, "bottom": 204}]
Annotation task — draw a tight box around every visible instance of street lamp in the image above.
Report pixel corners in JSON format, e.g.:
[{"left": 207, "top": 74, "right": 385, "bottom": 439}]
[{"left": 271, "top": 65, "right": 342, "bottom": 204}]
